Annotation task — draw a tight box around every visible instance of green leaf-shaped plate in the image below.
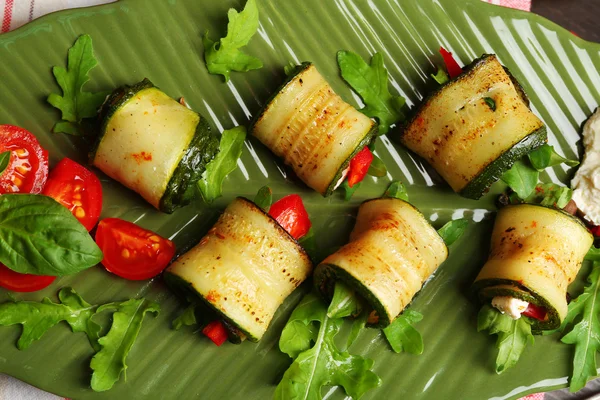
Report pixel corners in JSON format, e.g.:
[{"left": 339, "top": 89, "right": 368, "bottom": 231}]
[{"left": 0, "top": 0, "right": 598, "bottom": 399}]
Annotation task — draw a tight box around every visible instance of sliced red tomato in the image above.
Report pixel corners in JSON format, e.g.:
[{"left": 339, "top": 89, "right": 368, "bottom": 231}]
[
  {"left": 0, "top": 263, "right": 55, "bottom": 292},
  {"left": 0, "top": 125, "right": 49, "bottom": 194},
  {"left": 347, "top": 147, "right": 374, "bottom": 188},
  {"left": 42, "top": 158, "right": 103, "bottom": 231},
  {"left": 439, "top": 47, "right": 463, "bottom": 79},
  {"left": 522, "top": 303, "right": 547, "bottom": 321},
  {"left": 202, "top": 320, "right": 228, "bottom": 346},
  {"left": 95, "top": 218, "right": 176, "bottom": 281},
  {"left": 269, "top": 194, "right": 311, "bottom": 240}
]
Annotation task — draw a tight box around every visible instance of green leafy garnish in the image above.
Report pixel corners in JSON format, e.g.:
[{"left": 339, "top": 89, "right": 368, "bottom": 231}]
[
  {"left": 384, "top": 181, "right": 409, "bottom": 201},
  {"left": 91, "top": 299, "right": 160, "bottom": 391},
  {"left": 477, "top": 304, "right": 534, "bottom": 373},
  {"left": 559, "top": 262, "right": 600, "bottom": 392},
  {"left": 284, "top": 61, "right": 297, "bottom": 76},
  {"left": 0, "top": 151, "right": 10, "bottom": 175},
  {"left": 337, "top": 50, "right": 406, "bottom": 136},
  {"left": 521, "top": 183, "right": 573, "bottom": 209},
  {"left": 346, "top": 312, "right": 368, "bottom": 349},
  {"left": 203, "top": 0, "right": 263, "bottom": 82},
  {"left": 382, "top": 310, "right": 424, "bottom": 354},
  {"left": 198, "top": 126, "right": 246, "bottom": 203},
  {"left": 437, "top": 218, "right": 469, "bottom": 246},
  {"left": 0, "top": 194, "right": 103, "bottom": 276},
  {"left": 253, "top": 185, "right": 272, "bottom": 211},
  {"left": 47, "top": 34, "right": 108, "bottom": 135},
  {"left": 276, "top": 292, "right": 381, "bottom": 399},
  {"left": 483, "top": 97, "right": 496, "bottom": 111},
  {"left": 367, "top": 154, "right": 387, "bottom": 177},
  {"left": 341, "top": 180, "right": 361, "bottom": 201},
  {"left": 172, "top": 304, "right": 197, "bottom": 330},
  {"left": 327, "top": 281, "right": 363, "bottom": 319},
  {"left": 528, "top": 144, "right": 579, "bottom": 171},
  {"left": 586, "top": 246, "right": 600, "bottom": 262},
  {"left": 501, "top": 159, "right": 539, "bottom": 199},
  {"left": 431, "top": 66, "right": 450, "bottom": 85},
  {"left": 298, "top": 227, "right": 318, "bottom": 262}
]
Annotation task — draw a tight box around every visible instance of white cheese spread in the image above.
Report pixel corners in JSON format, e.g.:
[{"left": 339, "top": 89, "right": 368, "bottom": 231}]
[
  {"left": 332, "top": 167, "right": 351, "bottom": 191},
  {"left": 572, "top": 108, "right": 600, "bottom": 225},
  {"left": 491, "top": 296, "right": 528, "bottom": 320}
]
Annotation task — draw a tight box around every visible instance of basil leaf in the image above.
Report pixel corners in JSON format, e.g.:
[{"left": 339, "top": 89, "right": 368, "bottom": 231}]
[
  {"left": 528, "top": 144, "right": 580, "bottom": 171},
  {"left": 172, "top": 304, "right": 197, "bottom": 331},
  {"left": 298, "top": 227, "right": 318, "bottom": 262},
  {"left": 501, "top": 159, "right": 539, "bottom": 199},
  {"left": 0, "top": 194, "right": 102, "bottom": 276},
  {"left": 327, "top": 281, "right": 363, "bottom": 319},
  {"left": 384, "top": 181, "right": 409, "bottom": 201},
  {"left": 0, "top": 151, "right": 10, "bottom": 175},
  {"left": 341, "top": 180, "right": 361, "bottom": 201},
  {"left": 431, "top": 66, "right": 450, "bottom": 85},
  {"left": 383, "top": 310, "right": 424, "bottom": 354},
  {"left": 253, "top": 185, "right": 272, "bottom": 211},
  {"left": 484, "top": 97, "right": 496, "bottom": 111},
  {"left": 367, "top": 154, "right": 387, "bottom": 177},
  {"left": 437, "top": 218, "right": 469, "bottom": 246}
]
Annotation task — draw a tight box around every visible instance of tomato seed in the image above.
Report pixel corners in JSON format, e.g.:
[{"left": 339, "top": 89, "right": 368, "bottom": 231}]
[
  {"left": 14, "top": 148, "right": 28, "bottom": 158},
  {"left": 121, "top": 248, "right": 130, "bottom": 258},
  {"left": 75, "top": 207, "right": 86, "bottom": 218}
]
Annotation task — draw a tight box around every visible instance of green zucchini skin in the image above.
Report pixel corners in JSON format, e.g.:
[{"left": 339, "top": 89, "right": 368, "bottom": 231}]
[
  {"left": 401, "top": 54, "right": 546, "bottom": 199},
  {"left": 92, "top": 78, "right": 218, "bottom": 213}
]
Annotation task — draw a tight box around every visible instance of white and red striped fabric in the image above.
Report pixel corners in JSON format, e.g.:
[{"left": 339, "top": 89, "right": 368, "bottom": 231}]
[{"left": 0, "top": 0, "right": 531, "bottom": 399}]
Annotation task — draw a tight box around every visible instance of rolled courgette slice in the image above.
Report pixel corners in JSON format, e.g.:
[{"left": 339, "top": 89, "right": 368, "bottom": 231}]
[
  {"left": 252, "top": 63, "right": 377, "bottom": 196},
  {"left": 473, "top": 204, "right": 593, "bottom": 331},
  {"left": 313, "top": 198, "right": 448, "bottom": 326},
  {"left": 91, "top": 79, "right": 219, "bottom": 213},
  {"left": 165, "top": 197, "right": 313, "bottom": 341},
  {"left": 401, "top": 54, "right": 547, "bottom": 199}
]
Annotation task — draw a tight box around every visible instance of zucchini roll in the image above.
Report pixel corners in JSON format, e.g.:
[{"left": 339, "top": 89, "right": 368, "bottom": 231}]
[
  {"left": 91, "top": 79, "right": 219, "bottom": 213},
  {"left": 473, "top": 204, "right": 593, "bottom": 331},
  {"left": 252, "top": 63, "right": 377, "bottom": 196},
  {"left": 401, "top": 54, "right": 547, "bottom": 199},
  {"left": 314, "top": 198, "right": 448, "bottom": 326},
  {"left": 165, "top": 197, "right": 312, "bottom": 341}
]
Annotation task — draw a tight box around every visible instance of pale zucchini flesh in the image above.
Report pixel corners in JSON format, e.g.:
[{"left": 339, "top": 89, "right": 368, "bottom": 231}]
[
  {"left": 166, "top": 198, "right": 313, "bottom": 341},
  {"left": 401, "top": 54, "right": 546, "bottom": 197},
  {"left": 252, "top": 63, "right": 376, "bottom": 195},
  {"left": 314, "top": 198, "right": 448, "bottom": 326},
  {"left": 473, "top": 204, "right": 593, "bottom": 330}
]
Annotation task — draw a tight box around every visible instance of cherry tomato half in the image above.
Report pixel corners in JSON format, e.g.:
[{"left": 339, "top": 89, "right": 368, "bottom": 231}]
[
  {"left": 347, "top": 147, "right": 374, "bottom": 188},
  {"left": 0, "top": 125, "right": 49, "bottom": 194},
  {"left": 0, "top": 263, "right": 56, "bottom": 292},
  {"left": 269, "top": 194, "right": 311, "bottom": 240},
  {"left": 95, "top": 218, "right": 176, "bottom": 281},
  {"left": 42, "top": 158, "right": 103, "bottom": 231}
]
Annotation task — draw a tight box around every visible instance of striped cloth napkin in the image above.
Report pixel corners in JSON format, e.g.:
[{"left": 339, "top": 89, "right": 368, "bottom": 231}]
[{"left": 0, "top": 0, "right": 535, "bottom": 399}]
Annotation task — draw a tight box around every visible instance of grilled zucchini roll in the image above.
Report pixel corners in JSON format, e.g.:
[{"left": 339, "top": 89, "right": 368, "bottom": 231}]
[
  {"left": 91, "top": 79, "right": 219, "bottom": 213},
  {"left": 165, "top": 197, "right": 312, "bottom": 342},
  {"left": 473, "top": 204, "right": 593, "bottom": 331},
  {"left": 401, "top": 54, "right": 546, "bottom": 199},
  {"left": 252, "top": 63, "right": 377, "bottom": 196},
  {"left": 314, "top": 198, "right": 448, "bottom": 326}
]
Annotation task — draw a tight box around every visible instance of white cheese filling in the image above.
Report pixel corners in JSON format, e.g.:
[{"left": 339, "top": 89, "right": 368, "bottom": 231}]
[
  {"left": 572, "top": 108, "right": 600, "bottom": 225},
  {"left": 332, "top": 167, "right": 351, "bottom": 191},
  {"left": 491, "top": 296, "right": 529, "bottom": 320}
]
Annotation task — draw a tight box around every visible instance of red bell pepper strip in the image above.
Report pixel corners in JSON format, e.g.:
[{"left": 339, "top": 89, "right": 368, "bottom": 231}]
[
  {"left": 202, "top": 320, "right": 229, "bottom": 346},
  {"left": 590, "top": 225, "right": 600, "bottom": 237},
  {"left": 269, "top": 194, "right": 311, "bottom": 240},
  {"left": 347, "top": 147, "right": 374, "bottom": 188},
  {"left": 439, "top": 47, "right": 462, "bottom": 79},
  {"left": 522, "top": 303, "right": 547, "bottom": 321}
]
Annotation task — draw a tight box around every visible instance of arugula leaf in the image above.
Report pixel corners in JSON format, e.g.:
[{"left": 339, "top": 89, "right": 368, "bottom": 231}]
[
  {"left": 501, "top": 159, "right": 539, "bottom": 199},
  {"left": 477, "top": 304, "right": 534, "bottom": 373},
  {"left": 90, "top": 299, "right": 160, "bottom": 392},
  {"left": 341, "top": 180, "right": 361, "bottom": 201},
  {"left": 384, "top": 181, "right": 409, "bottom": 201},
  {"left": 367, "top": 154, "right": 387, "bottom": 177},
  {"left": 0, "top": 287, "right": 99, "bottom": 350},
  {"left": 198, "top": 126, "right": 246, "bottom": 203},
  {"left": 337, "top": 50, "right": 405, "bottom": 136},
  {"left": 437, "top": 218, "right": 469, "bottom": 246},
  {"left": 346, "top": 311, "right": 368, "bottom": 349},
  {"left": 586, "top": 246, "right": 600, "bottom": 262},
  {"left": 484, "top": 97, "right": 496, "bottom": 111},
  {"left": 47, "top": 34, "right": 108, "bottom": 135},
  {"left": 253, "top": 185, "right": 272, "bottom": 211},
  {"left": 276, "top": 292, "right": 381, "bottom": 400},
  {"left": 382, "top": 310, "right": 424, "bottom": 354},
  {"left": 0, "top": 151, "right": 10, "bottom": 175},
  {"left": 431, "top": 66, "right": 450, "bottom": 85},
  {"left": 528, "top": 144, "right": 580, "bottom": 171},
  {"left": 0, "top": 194, "right": 103, "bottom": 276},
  {"left": 172, "top": 304, "right": 197, "bottom": 331},
  {"left": 560, "top": 262, "right": 600, "bottom": 392},
  {"left": 327, "top": 281, "right": 363, "bottom": 319},
  {"left": 523, "top": 183, "right": 573, "bottom": 209},
  {"left": 203, "top": 0, "right": 263, "bottom": 82}
]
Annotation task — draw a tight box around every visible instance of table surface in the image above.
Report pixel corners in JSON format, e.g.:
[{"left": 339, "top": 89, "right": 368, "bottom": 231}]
[{"left": 532, "top": 0, "right": 600, "bottom": 42}]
